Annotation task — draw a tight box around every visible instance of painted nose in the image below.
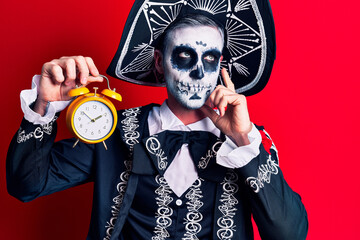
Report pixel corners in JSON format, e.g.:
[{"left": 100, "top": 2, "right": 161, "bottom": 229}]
[{"left": 190, "top": 65, "right": 204, "bottom": 79}]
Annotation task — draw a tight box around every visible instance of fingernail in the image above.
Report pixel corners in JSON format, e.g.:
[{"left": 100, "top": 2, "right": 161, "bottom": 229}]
[{"left": 81, "top": 77, "right": 87, "bottom": 84}]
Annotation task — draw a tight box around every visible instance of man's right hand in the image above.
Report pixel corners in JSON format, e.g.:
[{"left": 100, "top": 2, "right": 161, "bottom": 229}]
[{"left": 33, "top": 56, "right": 103, "bottom": 116}]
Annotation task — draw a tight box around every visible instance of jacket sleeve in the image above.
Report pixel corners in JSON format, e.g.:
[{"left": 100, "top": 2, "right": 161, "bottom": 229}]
[
  {"left": 6, "top": 116, "right": 96, "bottom": 202},
  {"left": 235, "top": 126, "right": 308, "bottom": 240}
]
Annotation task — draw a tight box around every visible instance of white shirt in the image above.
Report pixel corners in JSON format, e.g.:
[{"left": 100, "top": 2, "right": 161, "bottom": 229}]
[{"left": 21, "top": 75, "right": 262, "bottom": 197}]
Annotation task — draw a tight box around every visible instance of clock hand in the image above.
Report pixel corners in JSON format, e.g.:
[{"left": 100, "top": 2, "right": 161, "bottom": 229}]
[
  {"left": 82, "top": 111, "right": 95, "bottom": 122},
  {"left": 93, "top": 115, "right": 103, "bottom": 121}
]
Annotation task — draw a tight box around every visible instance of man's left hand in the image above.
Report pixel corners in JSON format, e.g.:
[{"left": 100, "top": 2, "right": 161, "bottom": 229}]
[{"left": 200, "top": 68, "right": 252, "bottom": 146}]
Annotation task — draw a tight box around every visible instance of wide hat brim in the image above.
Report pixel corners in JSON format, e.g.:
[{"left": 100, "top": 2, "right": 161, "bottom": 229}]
[{"left": 107, "top": 0, "right": 276, "bottom": 96}]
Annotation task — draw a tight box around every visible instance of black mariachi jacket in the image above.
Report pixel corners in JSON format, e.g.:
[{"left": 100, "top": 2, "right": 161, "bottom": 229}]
[{"left": 7, "top": 104, "right": 308, "bottom": 239}]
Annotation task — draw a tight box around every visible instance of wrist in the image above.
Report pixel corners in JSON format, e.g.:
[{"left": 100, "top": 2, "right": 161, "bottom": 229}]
[
  {"left": 229, "top": 123, "right": 252, "bottom": 147},
  {"left": 33, "top": 98, "right": 49, "bottom": 116},
  {"left": 230, "top": 133, "right": 250, "bottom": 147}
]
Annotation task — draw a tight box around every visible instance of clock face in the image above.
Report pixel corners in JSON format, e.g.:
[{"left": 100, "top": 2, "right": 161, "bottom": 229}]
[{"left": 73, "top": 100, "right": 114, "bottom": 141}]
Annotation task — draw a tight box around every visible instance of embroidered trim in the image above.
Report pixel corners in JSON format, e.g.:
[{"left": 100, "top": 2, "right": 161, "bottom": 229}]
[
  {"left": 104, "top": 107, "right": 141, "bottom": 240},
  {"left": 235, "top": 0, "right": 267, "bottom": 93},
  {"left": 121, "top": 107, "right": 141, "bottom": 146},
  {"left": 183, "top": 178, "right": 204, "bottom": 239},
  {"left": 245, "top": 155, "right": 279, "bottom": 193},
  {"left": 187, "top": 0, "right": 227, "bottom": 15},
  {"left": 152, "top": 175, "right": 174, "bottom": 240},
  {"left": 217, "top": 170, "right": 239, "bottom": 240},
  {"left": 198, "top": 140, "right": 222, "bottom": 169},
  {"left": 146, "top": 135, "right": 168, "bottom": 170},
  {"left": 234, "top": 0, "right": 251, "bottom": 12},
  {"left": 17, "top": 116, "right": 58, "bottom": 143}
]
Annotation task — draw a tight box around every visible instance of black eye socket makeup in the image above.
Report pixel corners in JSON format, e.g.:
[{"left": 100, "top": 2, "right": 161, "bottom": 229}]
[
  {"left": 171, "top": 45, "right": 198, "bottom": 71},
  {"left": 202, "top": 49, "right": 221, "bottom": 72},
  {"left": 171, "top": 45, "right": 222, "bottom": 73}
]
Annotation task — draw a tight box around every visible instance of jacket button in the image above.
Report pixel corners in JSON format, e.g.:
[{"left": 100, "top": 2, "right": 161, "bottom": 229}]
[{"left": 176, "top": 199, "right": 182, "bottom": 206}]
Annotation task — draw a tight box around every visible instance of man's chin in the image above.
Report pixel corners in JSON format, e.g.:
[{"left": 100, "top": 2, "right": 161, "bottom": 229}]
[{"left": 178, "top": 98, "right": 205, "bottom": 110}]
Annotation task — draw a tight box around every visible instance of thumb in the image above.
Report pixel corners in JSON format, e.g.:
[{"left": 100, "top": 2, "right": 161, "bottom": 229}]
[{"left": 200, "top": 104, "right": 219, "bottom": 123}]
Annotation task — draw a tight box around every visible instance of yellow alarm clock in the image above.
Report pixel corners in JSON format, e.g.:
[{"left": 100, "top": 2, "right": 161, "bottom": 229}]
[{"left": 66, "top": 75, "right": 122, "bottom": 150}]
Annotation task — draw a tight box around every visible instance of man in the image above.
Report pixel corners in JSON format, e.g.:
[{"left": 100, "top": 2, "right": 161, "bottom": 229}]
[{"left": 7, "top": 4, "right": 308, "bottom": 240}]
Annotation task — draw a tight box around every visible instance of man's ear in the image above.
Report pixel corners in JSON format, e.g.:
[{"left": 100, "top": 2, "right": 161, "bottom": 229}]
[{"left": 154, "top": 50, "right": 164, "bottom": 74}]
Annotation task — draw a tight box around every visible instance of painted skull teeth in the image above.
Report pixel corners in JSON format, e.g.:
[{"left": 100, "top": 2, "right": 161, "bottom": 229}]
[{"left": 176, "top": 80, "right": 212, "bottom": 95}]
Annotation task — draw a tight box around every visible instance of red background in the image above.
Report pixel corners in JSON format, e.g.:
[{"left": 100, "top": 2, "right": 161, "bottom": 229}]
[{"left": 1, "top": 0, "right": 359, "bottom": 239}]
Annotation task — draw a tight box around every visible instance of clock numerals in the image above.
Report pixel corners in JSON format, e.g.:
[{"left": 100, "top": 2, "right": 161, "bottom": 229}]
[{"left": 73, "top": 100, "right": 114, "bottom": 141}]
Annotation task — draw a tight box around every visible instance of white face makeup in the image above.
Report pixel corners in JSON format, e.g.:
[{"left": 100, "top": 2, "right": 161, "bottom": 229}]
[{"left": 163, "top": 26, "right": 224, "bottom": 109}]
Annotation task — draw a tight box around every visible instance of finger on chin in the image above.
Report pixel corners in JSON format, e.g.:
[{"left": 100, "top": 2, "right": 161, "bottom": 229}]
[{"left": 200, "top": 104, "right": 219, "bottom": 123}]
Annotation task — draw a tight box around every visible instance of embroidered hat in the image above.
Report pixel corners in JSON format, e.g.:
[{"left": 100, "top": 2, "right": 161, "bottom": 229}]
[{"left": 107, "top": 0, "right": 276, "bottom": 96}]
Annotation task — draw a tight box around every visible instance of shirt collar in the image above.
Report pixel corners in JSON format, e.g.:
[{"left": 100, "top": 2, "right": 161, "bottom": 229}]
[{"left": 159, "top": 101, "right": 185, "bottom": 130}]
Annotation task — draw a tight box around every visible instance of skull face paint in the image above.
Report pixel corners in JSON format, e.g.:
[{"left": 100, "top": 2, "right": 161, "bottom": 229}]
[{"left": 163, "top": 26, "right": 224, "bottom": 109}]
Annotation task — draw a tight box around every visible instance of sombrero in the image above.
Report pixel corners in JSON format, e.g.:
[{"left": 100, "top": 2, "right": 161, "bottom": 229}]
[{"left": 107, "top": 0, "right": 276, "bottom": 96}]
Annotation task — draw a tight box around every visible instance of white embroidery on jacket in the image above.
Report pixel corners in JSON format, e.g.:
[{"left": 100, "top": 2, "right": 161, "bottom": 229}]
[
  {"left": 121, "top": 107, "right": 141, "bottom": 146},
  {"left": 245, "top": 155, "right": 279, "bottom": 193},
  {"left": 104, "top": 107, "right": 141, "bottom": 240},
  {"left": 217, "top": 170, "right": 239, "bottom": 239},
  {"left": 146, "top": 136, "right": 168, "bottom": 170},
  {"left": 198, "top": 140, "right": 222, "bottom": 169},
  {"left": 152, "top": 175, "right": 174, "bottom": 240},
  {"left": 183, "top": 178, "right": 204, "bottom": 239},
  {"left": 17, "top": 116, "right": 57, "bottom": 143}
]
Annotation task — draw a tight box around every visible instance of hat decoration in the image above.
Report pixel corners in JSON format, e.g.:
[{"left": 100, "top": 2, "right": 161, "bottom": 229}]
[{"left": 107, "top": 0, "right": 276, "bottom": 96}]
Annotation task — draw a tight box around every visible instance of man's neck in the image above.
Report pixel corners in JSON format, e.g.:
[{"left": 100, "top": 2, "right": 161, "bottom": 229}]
[{"left": 166, "top": 98, "right": 206, "bottom": 126}]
